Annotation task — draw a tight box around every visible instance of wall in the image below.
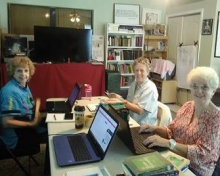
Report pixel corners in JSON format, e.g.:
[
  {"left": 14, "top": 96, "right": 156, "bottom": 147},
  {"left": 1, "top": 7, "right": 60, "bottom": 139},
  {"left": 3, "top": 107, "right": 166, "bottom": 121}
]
[{"left": 0, "top": 0, "right": 168, "bottom": 35}]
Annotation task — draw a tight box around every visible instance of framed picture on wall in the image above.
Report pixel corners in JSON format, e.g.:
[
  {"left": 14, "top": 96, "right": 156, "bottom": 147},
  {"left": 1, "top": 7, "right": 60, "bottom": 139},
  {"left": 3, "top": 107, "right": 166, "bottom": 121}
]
[
  {"left": 202, "top": 19, "right": 213, "bottom": 35},
  {"left": 215, "top": 12, "right": 220, "bottom": 57},
  {"left": 114, "top": 4, "right": 140, "bottom": 25},
  {"left": 142, "top": 8, "right": 161, "bottom": 25}
]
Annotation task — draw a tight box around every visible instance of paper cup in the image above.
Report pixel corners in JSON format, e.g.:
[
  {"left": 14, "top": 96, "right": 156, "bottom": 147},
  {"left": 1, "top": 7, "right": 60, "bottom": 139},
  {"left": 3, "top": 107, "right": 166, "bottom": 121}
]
[{"left": 85, "top": 115, "right": 94, "bottom": 127}]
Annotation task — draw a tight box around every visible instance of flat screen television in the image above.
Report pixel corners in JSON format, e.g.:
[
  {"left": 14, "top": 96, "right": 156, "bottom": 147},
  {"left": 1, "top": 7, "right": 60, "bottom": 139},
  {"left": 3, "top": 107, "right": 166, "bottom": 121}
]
[
  {"left": 4, "top": 37, "right": 27, "bottom": 58},
  {"left": 34, "top": 26, "right": 92, "bottom": 63}
]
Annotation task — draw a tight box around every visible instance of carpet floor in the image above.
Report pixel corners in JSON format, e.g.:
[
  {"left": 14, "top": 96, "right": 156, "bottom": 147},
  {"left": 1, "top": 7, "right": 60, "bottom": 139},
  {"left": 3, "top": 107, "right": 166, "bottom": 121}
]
[{"left": 0, "top": 144, "right": 48, "bottom": 176}]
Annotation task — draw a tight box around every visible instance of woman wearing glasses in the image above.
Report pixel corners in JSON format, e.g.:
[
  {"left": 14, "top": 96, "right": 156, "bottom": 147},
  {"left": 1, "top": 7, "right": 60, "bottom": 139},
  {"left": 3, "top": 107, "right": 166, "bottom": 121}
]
[{"left": 139, "top": 67, "right": 220, "bottom": 176}]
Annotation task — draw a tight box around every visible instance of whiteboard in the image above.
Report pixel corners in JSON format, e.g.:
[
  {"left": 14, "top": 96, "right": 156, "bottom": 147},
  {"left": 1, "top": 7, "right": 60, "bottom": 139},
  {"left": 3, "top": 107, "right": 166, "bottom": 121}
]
[{"left": 176, "top": 45, "right": 198, "bottom": 89}]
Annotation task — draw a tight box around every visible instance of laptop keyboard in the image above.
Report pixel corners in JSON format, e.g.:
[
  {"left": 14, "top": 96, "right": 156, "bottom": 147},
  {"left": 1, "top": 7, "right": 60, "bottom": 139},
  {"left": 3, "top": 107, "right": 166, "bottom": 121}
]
[
  {"left": 67, "top": 135, "right": 92, "bottom": 162},
  {"left": 130, "top": 127, "right": 167, "bottom": 154}
]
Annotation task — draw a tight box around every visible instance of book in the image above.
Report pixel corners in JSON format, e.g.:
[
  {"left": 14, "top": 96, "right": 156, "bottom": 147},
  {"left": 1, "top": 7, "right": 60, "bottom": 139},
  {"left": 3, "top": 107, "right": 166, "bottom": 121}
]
[
  {"left": 64, "top": 166, "right": 110, "bottom": 176},
  {"left": 123, "top": 151, "right": 174, "bottom": 176},
  {"left": 161, "top": 151, "right": 190, "bottom": 172}
]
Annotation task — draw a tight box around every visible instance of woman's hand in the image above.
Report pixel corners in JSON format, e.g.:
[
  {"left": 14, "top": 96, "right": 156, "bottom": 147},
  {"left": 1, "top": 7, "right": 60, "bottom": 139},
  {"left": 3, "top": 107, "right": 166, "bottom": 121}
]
[
  {"left": 143, "top": 135, "right": 170, "bottom": 148},
  {"left": 139, "top": 124, "right": 155, "bottom": 133},
  {"left": 108, "top": 93, "right": 121, "bottom": 99}
]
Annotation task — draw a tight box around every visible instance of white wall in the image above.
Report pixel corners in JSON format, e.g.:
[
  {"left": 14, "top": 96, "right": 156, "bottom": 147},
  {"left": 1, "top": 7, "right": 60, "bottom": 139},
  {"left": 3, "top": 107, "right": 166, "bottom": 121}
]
[
  {"left": 166, "top": 0, "right": 220, "bottom": 76},
  {"left": 0, "top": 0, "right": 168, "bottom": 35}
]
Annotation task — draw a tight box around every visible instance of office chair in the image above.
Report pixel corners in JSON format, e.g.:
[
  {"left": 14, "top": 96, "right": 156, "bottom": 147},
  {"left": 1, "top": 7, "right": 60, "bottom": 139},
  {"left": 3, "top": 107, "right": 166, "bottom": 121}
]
[
  {"left": 0, "top": 98, "right": 42, "bottom": 176},
  {"left": 157, "top": 101, "right": 172, "bottom": 126}
]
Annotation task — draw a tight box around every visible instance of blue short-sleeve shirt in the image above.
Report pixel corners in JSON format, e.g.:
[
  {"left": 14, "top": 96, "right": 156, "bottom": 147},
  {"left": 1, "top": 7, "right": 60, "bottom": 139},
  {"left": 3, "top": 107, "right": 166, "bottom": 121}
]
[{"left": 0, "top": 79, "right": 34, "bottom": 148}]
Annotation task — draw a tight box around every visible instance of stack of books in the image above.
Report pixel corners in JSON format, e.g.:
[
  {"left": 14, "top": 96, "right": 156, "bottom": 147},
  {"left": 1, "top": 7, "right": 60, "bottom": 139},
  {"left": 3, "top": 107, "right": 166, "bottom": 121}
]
[
  {"left": 122, "top": 151, "right": 179, "bottom": 176},
  {"left": 161, "top": 151, "right": 190, "bottom": 172}
]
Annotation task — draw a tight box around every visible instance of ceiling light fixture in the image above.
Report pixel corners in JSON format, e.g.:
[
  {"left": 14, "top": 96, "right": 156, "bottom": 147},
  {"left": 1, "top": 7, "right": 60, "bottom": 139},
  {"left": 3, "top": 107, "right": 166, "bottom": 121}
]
[{"left": 70, "top": 11, "right": 80, "bottom": 23}]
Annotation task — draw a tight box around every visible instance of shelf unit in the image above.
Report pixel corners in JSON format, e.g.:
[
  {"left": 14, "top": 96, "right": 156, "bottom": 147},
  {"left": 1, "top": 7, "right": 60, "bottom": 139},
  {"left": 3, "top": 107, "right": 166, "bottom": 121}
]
[
  {"left": 151, "top": 78, "right": 177, "bottom": 103},
  {"left": 144, "top": 35, "right": 168, "bottom": 60},
  {"left": 105, "top": 23, "right": 144, "bottom": 90}
]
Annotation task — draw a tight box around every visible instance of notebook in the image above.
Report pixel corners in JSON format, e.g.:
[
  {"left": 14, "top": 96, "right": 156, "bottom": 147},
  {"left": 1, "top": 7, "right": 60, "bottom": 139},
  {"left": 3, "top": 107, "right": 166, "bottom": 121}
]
[
  {"left": 53, "top": 104, "right": 119, "bottom": 167},
  {"left": 46, "top": 83, "right": 81, "bottom": 113},
  {"left": 107, "top": 105, "right": 167, "bottom": 155}
]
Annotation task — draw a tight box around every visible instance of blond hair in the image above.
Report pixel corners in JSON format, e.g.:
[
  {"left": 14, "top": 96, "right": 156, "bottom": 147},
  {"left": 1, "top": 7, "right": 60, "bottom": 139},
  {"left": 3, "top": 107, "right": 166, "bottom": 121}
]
[
  {"left": 6, "top": 56, "right": 35, "bottom": 80},
  {"left": 133, "top": 57, "right": 151, "bottom": 71}
]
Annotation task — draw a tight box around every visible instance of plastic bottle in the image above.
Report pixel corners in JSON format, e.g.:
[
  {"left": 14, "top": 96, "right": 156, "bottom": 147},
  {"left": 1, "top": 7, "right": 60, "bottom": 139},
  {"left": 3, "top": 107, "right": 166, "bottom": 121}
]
[{"left": 84, "top": 84, "right": 92, "bottom": 100}]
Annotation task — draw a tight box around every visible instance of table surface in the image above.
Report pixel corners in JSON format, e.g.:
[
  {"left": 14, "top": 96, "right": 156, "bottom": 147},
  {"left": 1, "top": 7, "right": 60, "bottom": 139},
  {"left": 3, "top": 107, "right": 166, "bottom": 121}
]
[{"left": 47, "top": 97, "right": 195, "bottom": 176}]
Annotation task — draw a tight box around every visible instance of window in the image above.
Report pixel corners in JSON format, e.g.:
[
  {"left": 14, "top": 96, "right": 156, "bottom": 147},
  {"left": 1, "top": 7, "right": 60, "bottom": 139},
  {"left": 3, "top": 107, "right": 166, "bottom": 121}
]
[{"left": 8, "top": 4, "right": 93, "bottom": 35}]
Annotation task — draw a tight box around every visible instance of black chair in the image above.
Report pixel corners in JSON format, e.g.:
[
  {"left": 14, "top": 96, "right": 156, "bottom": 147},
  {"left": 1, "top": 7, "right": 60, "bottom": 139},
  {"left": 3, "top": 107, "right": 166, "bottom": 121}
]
[{"left": 0, "top": 125, "right": 40, "bottom": 176}]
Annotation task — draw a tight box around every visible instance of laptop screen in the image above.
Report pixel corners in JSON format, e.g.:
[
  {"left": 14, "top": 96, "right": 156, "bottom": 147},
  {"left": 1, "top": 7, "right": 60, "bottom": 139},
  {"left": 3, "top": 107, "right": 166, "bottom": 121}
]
[
  {"left": 90, "top": 106, "right": 118, "bottom": 152},
  {"left": 68, "top": 84, "right": 80, "bottom": 106}
]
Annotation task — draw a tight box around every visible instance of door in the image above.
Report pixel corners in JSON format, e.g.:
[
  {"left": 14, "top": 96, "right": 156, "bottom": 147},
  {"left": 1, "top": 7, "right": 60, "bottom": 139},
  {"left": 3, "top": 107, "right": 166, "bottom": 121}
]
[
  {"left": 168, "top": 14, "right": 201, "bottom": 63},
  {"left": 168, "top": 16, "right": 183, "bottom": 64}
]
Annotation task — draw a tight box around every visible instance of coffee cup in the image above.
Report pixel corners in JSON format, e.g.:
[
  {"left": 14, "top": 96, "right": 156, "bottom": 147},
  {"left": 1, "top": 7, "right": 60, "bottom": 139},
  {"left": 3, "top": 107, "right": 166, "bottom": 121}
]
[{"left": 74, "top": 105, "right": 85, "bottom": 129}]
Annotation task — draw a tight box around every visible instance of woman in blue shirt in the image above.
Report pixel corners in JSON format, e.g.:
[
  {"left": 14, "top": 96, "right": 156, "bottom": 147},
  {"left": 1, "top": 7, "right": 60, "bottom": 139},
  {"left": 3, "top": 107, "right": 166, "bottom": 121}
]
[{"left": 0, "top": 56, "right": 46, "bottom": 149}]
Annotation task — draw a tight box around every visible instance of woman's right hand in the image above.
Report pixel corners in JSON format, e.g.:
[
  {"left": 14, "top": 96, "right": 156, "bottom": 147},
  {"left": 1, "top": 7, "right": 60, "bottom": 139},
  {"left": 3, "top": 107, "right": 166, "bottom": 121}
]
[
  {"left": 108, "top": 93, "right": 121, "bottom": 99},
  {"left": 139, "top": 124, "right": 155, "bottom": 134}
]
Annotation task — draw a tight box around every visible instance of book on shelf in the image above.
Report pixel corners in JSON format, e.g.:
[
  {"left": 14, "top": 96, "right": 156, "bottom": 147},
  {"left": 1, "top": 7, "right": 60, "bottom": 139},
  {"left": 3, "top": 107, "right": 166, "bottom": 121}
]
[
  {"left": 122, "top": 151, "right": 174, "bottom": 176},
  {"left": 161, "top": 151, "right": 190, "bottom": 172}
]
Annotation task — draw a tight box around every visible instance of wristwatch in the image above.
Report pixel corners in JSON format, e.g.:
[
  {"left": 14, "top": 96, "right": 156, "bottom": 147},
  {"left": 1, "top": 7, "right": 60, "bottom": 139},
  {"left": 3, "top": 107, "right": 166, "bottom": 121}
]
[{"left": 169, "top": 139, "right": 176, "bottom": 150}]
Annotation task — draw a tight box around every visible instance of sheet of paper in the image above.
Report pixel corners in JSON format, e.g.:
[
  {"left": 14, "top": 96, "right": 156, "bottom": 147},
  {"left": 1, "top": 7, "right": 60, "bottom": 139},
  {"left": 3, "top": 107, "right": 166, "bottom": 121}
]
[
  {"left": 87, "top": 103, "right": 99, "bottom": 112},
  {"left": 64, "top": 166, "right": 110, "bottom": 176},
  {"left": 46, "top": 113, "right": 75, "bottom": 123}
]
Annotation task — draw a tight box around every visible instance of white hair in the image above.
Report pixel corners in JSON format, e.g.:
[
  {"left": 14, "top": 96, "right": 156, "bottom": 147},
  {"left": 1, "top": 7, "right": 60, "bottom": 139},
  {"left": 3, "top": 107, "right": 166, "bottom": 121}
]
[{"left": 187, "top": 67, "right": 219, "bottom": 91}]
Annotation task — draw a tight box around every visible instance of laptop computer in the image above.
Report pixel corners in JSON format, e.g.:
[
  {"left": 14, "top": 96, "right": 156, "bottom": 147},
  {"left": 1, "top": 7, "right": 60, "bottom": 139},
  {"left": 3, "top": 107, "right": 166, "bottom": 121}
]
[
  {"left": 107, "top": 105, "right": 167, "bottom": 155},
  {"left": 53, "top": 104, "right": 119, "bottom": 167},
  {"left": 46, "top": 83, "right": 81, "bottom": 113}
]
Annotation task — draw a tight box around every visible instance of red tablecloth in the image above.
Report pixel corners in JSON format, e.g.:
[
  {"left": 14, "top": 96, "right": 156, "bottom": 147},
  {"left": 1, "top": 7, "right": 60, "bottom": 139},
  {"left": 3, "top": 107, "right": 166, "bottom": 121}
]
[{"left": 0, "top": 63, "right": 105, "bottom": 110}]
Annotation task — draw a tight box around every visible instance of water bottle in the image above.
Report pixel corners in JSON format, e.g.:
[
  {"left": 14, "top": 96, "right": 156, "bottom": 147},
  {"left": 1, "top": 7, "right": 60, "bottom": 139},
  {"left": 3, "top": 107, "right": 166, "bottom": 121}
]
[{"left": 84, "top": 84, "right": 92, "bottom": 100}]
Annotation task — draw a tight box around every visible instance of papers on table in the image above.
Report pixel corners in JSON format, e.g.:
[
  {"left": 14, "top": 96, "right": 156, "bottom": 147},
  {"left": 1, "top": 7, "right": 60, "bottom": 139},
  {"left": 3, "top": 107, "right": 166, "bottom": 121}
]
[
  {"left": 46, "top": 113, "right": 75, "bottom": 123},
  {"left": 87, "top": 103, "right": 99, "bottom": 112},
  {"left": 64, "top": 166, "right": 110, "bottom": 176}
]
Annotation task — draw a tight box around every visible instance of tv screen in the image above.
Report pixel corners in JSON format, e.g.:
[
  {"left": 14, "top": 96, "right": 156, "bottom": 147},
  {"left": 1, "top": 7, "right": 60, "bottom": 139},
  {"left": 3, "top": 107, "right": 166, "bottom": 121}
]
[
  {"left": 4, "top": 37, "right": 27, "bottom": 58},
  {"left": 34, "top": 26, "right": 92, "bottom": 63}
]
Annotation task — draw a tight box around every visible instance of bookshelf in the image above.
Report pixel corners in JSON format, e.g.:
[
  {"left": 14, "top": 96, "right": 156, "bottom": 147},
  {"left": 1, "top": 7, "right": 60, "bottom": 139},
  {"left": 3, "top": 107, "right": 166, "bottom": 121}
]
[
  {"left": 105, "top": 23, "right": 144, "bottom": 90},
  {"left": 144, "top": 35, "right": 168, "bottom": 60}
]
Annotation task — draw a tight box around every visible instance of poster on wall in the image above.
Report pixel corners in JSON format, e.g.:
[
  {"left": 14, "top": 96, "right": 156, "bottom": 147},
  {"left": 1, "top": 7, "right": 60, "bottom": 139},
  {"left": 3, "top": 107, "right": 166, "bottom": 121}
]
[
  {"left": 142, "top": 8, "right": 161, "bottom": 25},
  {"left": 92, "top": 35, "right": 104, "bottom": 62},
  {"left": 114, "top": 4, "right": 140, "bottom": 25}
]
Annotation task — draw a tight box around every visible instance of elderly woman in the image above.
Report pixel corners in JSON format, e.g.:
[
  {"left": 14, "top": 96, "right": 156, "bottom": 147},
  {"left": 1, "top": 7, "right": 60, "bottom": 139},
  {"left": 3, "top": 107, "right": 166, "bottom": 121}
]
[
  {"left": 108, "top": 57, "right": 158, "bottom": 125},
  {"left": 139, "top": 67, "right": 220, "bottom": 176},
  {"left": 0, "top": 56, "right": 46, "bottom": 150}
]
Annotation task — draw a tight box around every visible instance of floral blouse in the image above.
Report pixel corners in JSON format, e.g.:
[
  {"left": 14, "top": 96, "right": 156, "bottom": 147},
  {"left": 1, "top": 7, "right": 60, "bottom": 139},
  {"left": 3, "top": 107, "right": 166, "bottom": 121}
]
[{"left": 166, "top": 101, "right": 220, "bottom": 176}]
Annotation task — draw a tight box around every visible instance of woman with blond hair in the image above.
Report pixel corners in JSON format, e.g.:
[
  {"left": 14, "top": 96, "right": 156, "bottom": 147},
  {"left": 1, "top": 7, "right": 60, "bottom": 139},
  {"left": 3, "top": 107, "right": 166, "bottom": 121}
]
[
  {"left": 0, "top": 56, "right": 46, "bottom": 150},
  {"left": 108, "top": 57, "right": 158, "bottom": 125},
  {"left": 139, "top": 67, "right": 220, "bottom": 176}
]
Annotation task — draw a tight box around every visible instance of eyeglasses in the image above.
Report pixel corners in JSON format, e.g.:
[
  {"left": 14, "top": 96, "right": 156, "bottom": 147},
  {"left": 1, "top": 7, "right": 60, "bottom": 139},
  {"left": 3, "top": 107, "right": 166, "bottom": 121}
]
[{"left": 191, "top": 84, "right": 209, "bottom": 90}]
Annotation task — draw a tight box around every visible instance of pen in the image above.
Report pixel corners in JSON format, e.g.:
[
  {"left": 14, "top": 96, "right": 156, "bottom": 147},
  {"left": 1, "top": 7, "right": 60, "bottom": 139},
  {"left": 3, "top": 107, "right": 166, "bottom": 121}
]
[{"left": 54, "top": 114, "right": 57, "bottom": 121}]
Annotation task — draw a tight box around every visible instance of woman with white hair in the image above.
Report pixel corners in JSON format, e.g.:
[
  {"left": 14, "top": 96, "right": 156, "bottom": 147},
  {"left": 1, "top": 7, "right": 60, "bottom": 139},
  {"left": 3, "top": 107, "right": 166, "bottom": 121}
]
[{"left": 139, "top": 67, "right": 220, "bottom": 176}]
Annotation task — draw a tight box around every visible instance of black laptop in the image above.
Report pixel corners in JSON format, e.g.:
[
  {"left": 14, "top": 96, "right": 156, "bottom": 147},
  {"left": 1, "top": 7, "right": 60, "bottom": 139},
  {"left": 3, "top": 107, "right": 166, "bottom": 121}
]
[
  {"left": 107, "top": 105, "right": 167, "bottom": 155},
  {"left": 46, "top": 83, "right": 81, "bottom": 113},
  {"left": 53, "top": 104, "right": 119, "bottom": 167}
]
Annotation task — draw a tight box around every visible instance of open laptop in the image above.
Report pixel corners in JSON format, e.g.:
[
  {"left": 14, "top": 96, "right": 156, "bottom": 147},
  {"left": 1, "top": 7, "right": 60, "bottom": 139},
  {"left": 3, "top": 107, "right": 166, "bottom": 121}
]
[
  {"left": 46, "top": 83, "right": 81, "bottom": 113},
  {"left": 107, "top": 105, "right": 167, "bottom": 155},
  {"left": 53, "top": 104, "right": 119, "bottom": 167}
]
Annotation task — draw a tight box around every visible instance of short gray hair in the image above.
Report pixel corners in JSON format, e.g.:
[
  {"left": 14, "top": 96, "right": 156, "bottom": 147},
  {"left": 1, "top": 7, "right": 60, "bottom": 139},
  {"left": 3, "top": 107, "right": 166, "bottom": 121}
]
[{"left": 187, "top": 67, "right": 219, "bottom": 91}]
